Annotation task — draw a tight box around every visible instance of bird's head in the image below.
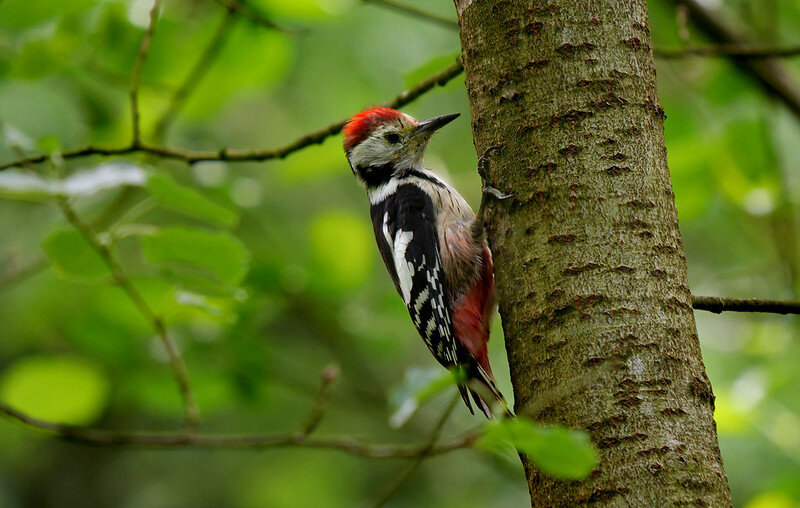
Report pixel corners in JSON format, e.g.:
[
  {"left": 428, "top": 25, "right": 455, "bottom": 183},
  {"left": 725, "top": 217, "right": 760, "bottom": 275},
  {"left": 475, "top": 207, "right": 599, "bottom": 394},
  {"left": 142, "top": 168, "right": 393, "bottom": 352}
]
[{"left": 343, "top": 107, "right": 459, "bottom": 189}]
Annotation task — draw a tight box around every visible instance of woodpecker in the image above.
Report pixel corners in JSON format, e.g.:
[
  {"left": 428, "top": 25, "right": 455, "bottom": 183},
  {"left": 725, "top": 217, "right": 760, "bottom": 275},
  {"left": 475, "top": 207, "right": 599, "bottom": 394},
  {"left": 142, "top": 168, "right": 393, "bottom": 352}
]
[{"left": 342, "top": 106, "right": 507, "bottom": 417}]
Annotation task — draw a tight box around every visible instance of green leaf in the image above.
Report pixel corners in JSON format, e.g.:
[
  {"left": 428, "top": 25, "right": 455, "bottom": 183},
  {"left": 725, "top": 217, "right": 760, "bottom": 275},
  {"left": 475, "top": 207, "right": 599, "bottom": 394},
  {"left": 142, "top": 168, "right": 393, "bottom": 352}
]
[
  {"left": 42, "top": 229, "right": 110, "bottom": 282},
  {"left": 141, "top": 227, "right": 250, "bottom": 287},
  {"left": 479, "top": 419, "right": 599, "bottom": 480},
  {"left": 145, "top": 172, "right": 238, "bottom": 228},
  {"left": 0, "top": 356, "right": 110, "bottom": 425},
  {"left": 388, "top": 367, "right": 455, "bottom": 428}
]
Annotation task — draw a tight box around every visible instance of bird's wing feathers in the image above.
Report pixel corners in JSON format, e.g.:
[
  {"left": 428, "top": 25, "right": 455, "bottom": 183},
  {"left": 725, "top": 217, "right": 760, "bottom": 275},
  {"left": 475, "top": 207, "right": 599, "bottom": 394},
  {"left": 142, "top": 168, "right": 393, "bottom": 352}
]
[
  {"left": 371, "top": 183, "right": 510, "bottom": 416},
  {"left": 372, "top": 183, "right": 460, "bottom": 367}
]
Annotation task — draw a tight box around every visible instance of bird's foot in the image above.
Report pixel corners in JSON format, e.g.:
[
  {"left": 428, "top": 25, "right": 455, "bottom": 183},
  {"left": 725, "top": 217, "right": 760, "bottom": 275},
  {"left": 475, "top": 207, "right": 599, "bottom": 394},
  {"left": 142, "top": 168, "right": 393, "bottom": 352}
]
[
  {"left": 482, "top": 185, "right": 515, "bottom": 201},
  {"left": 477, "top": 145, "right": 502, "bottom": 179}
]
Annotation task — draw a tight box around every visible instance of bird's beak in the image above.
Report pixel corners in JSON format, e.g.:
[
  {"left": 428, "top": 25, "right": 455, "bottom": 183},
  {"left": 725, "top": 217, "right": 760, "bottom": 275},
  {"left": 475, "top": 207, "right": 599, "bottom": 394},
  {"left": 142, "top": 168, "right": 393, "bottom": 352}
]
[{"left": 412, "top": 113, "right": 460, "bottom": 138}]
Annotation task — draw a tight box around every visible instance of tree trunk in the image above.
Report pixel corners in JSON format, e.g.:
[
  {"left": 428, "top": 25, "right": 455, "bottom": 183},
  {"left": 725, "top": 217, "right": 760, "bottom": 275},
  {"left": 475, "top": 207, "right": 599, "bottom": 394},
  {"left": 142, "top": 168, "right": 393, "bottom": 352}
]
[{"left": 453, "top": 1, "right": 733, "bottom": 505}]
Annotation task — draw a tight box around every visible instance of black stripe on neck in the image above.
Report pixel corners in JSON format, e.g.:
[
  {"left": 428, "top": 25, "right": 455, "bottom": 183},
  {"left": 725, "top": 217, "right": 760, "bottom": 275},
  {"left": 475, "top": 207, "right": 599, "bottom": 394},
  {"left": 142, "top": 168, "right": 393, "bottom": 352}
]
[
  {"left": 407, "top": 169, "right": 446, "bottom": 188},
  {"left": 356, "top": 163, "right": 395, "bottom": 188}
]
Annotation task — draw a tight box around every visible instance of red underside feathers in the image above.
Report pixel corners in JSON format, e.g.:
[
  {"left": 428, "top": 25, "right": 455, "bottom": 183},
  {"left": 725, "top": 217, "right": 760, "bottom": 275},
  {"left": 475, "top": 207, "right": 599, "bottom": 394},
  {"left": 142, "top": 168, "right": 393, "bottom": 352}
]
[{"left": 451, "top": 245, "right": 495, "bottom": 376}]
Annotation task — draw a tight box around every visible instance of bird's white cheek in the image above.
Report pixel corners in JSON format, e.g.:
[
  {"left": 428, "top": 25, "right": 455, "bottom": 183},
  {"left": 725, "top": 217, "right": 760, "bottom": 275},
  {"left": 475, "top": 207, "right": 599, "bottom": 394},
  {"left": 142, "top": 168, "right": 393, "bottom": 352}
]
[{"left": 349, "top": 141, "right": 396, "bottom": 168}]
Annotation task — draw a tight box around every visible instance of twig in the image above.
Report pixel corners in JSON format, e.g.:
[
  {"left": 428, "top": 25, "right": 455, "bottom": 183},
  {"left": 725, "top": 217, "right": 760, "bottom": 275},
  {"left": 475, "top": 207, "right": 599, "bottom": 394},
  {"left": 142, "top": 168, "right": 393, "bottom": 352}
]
[
  {"left": 664, "top": 0, "right": 800, "bottom": 121},
  {"left": 130, "top": 0, "right": 162, "bottom": 146},
  {"left": 362, "top": 0, "right": 800, "bottom": 61},
  {"left": 692, "top": 296, "right": 800, "bottom": 315},
  {"left": 362, "top": 0, "right": 458, "bottom": 30},
  {"left": 301, "top": 365, "right": 339, "bottom": 435},
  {"left": 0, "top": 184, "right": 144, "bottom": 292},
  {"left": 213, "top": 0, "right": 289, "bottom": 32},
  {"left": 657, "top": 44, "right": 800, "bottom": 59},
  {"left": 152, "top": 10, "right": 236, "bottom": 141},
  {"left": 0, "top": 391, "right": 476, "bottom": 457},
  {"left": 55, "top": 198, "right": 199, "bottom": 430},
  {"left": 362, "top": 0, "right": 800, "bottom": 63},
  {"left": 84, "top": 57, "right": 175, "bottom": 94},
  {"left": 0, "top": 60, "right": 464, "bottom": 172},
  {"left": 367, "top": 392, "right": 461, "bottom": 507},
  {"left": 286, "top": 295, "right": 387, "bottom": 404}
]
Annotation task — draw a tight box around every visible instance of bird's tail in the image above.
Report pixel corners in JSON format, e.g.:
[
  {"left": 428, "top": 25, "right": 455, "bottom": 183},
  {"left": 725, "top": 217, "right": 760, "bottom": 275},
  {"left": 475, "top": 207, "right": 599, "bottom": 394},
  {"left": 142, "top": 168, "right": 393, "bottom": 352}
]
[{"left": 455, "top": 362, "right": 512, "bottom": 418}]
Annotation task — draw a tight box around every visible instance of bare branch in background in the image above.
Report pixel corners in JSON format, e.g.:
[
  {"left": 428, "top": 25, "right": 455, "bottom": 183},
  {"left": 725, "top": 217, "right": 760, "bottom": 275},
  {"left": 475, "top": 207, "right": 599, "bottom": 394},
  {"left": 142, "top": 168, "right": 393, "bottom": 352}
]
[
  {"left": 362, "top": 0, "right": 458, "bottom": 30},
  {"left": 152, "top": 10, "right": 236, "bottom": 142},
  {"left": 130, "top": 0, "right": 163, "bottom": 147},
  {"left": 0, "top": 378, "right": 476, "bottom": 457},
  {"left": 6, "top": 260, "right": 800, "bottom": 320},
  {"left": 55, "top": 197, "right": 199, "bottom": 430},
  {"left": 657, "top": 44, "right": 800, "bottom": 59},
  {"left": 0, "top": 60, "right": 464, "bottom": 171},
  {"left": 300, "top": 365, "right": 339, "bottom": 436},
  {"left": 692, "top": 296, "right": 800, "bottom": 315},
  {"left": 366, "top": 0, "right": 800, "bottom": 62},
  {"left": 664, "top": 0, "right": 800, "bottom": 121},
  {"left": 368, "top": 393, "right": 461, "bottom": 507}
]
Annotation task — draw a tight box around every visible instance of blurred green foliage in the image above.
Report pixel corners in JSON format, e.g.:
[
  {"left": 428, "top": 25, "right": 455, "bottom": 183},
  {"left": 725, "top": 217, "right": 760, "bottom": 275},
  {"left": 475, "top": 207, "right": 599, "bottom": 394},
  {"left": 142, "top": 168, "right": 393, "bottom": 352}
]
[
  {"left": 0, "top": 356, "right": 109, "bottom": 425},
  {"left": 0, "top": 0, "right": 800, "bottom": 506}
]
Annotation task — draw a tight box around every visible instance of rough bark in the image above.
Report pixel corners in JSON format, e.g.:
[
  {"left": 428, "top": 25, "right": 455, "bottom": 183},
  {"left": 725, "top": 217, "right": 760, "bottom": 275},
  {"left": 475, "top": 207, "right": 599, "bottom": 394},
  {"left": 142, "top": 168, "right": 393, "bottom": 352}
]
[{"left": 453, "top": 1, "right": 732, "bottom": 505}]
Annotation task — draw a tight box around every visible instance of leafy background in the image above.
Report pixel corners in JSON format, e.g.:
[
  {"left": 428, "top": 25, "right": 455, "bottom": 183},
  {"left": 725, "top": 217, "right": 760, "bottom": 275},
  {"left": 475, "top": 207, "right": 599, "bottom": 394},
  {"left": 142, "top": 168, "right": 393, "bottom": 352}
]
[{"left": 1, "top": 0, "right": 800, "bottom": 506}]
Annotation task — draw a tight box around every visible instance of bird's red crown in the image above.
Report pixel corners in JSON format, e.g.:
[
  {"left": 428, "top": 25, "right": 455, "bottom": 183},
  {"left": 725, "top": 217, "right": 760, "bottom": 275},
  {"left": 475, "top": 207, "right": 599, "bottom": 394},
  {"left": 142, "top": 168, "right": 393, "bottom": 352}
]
[{"left": 343, "top": 106, "right": 402, "bottom": 152}]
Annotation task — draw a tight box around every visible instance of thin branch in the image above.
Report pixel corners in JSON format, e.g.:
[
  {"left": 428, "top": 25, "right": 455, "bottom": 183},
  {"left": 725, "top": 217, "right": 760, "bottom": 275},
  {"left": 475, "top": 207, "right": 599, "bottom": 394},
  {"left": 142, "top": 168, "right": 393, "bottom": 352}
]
[
  {"left": 0, "top": 188, "right": 141, "bottom": 291},
  {"left": 0, "top": 390, "right": 476, "bottom": 457},
  {"left": 0, "top": 60, "right": 464, "bottom": 172},
  {"left": 364, "top": 0, "right": 800, "bottom": 64},
  {"left": 84, "top": 56, "right": 175, "bottom": 94},
  {"left": 657, "top": 44, "right": 800, "bottom": 59},
  {"left": 362, "top": 0, "right": 458, "bottom": 30},
  {"left": 152, "top": 10, "right": 236, "bottom": 142},
  {"left": 55, "top": 197, "right": 199, "bottom": 430},
  {"left": 692, "top": 296, "right": 800, "bottom": 315},
  {"left": 368, "top": 392, "right": 461, "bottom": 507},
  {"left": 361, "top": 0, "right": 800, "bottom": 62},
  {"left": 300, "top": 365, "right": 339, "bottom": 436},
  {"left": 664, "top": 0, "right": 800, "bottom": 121},
  {"left": 213, "top": 0, "right": 289, "bottom": 32},
  {"left": 130, "top": 0, "right": 163, "bottom": 146}
]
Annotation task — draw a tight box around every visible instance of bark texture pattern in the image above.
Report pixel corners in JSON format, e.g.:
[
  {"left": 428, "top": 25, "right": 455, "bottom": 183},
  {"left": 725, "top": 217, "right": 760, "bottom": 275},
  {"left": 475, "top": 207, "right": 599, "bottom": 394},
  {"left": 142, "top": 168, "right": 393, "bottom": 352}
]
[{"left": 454, "top": 1, "right": 732, "bottom": 505}]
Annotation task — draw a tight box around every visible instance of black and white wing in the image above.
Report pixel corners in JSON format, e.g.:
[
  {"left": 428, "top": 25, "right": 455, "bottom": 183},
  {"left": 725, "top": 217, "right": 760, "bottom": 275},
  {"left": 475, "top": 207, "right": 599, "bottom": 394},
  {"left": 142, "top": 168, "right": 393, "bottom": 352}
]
[{"left": 370, "top": 183, "right": 460, "bottom": 367}]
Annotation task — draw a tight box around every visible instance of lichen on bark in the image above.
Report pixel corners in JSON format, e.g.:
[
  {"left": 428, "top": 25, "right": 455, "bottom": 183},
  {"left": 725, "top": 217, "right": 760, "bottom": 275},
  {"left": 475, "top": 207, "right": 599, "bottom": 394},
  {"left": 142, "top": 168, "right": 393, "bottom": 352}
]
[{"left": 453, "top": 0, "right": 733, "bottom": 505}]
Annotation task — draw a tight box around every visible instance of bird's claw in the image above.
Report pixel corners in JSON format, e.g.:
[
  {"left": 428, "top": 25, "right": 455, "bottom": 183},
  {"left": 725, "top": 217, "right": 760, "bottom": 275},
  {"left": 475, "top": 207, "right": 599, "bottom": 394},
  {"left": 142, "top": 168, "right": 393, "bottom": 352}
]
[
  {"left": 479, "top": 145, "right": 502, "bottom": 163},
  {"left": 477, "top": 145, "right": 503, "bottom": 178},
  {"left": 482, "top": 185, "right": 515, "bottom": 201}
]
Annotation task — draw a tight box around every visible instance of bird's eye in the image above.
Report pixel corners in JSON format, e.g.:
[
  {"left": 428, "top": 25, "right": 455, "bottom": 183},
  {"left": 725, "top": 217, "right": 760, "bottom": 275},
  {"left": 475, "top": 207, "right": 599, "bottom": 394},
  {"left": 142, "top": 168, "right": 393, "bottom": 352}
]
[{"left": 385, "top": 132, "right": 401, "bottom": 144}]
